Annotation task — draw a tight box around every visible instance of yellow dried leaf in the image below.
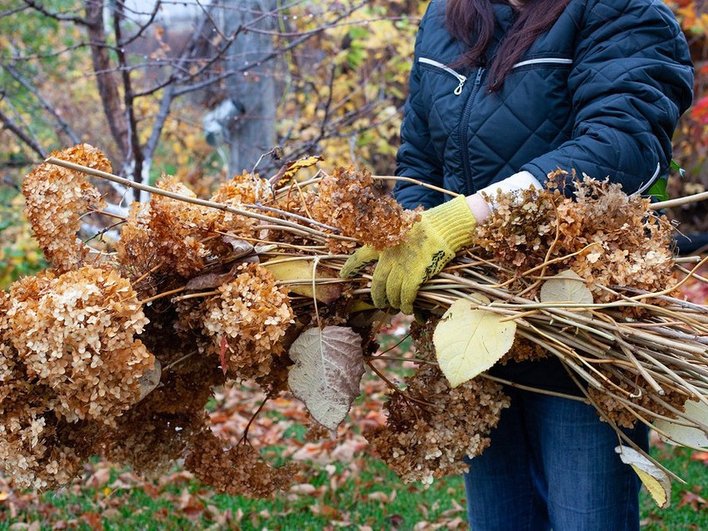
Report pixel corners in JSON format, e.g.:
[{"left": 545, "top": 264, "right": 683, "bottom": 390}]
[
  {"left": 653, "top": 400, "right": 708, "bottom": 449},
  {"left": 616, "top": 445, "right": 671, "bottom": 508},
  {"left": 433, "top": 299, "right": 516, "bottom": 388},
  {"left": 263, "top": 258, "right": 341, "bottom": 303},
  {"left": 540, "top": 269, "right": 593, "bottom": 305},
  {"left": 282, "top": 156, "right": 323, "bottom": 180}
]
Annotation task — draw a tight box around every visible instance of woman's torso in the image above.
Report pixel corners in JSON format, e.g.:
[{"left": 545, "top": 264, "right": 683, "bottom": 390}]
[{"left": 414, "top": 0, "right": 583, "bottom": 194}]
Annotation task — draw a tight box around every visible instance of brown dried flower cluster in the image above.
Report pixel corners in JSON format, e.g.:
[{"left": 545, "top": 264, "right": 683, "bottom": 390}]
[
  {"left": 309, "top": 167, "right": 420, "bottom": 253},
  {"left": 587, "top": 369, "right": 689, "bottom": 429},
  {"left": 0, "top": 291, "right": 16, "bottom": 392},
  {"left": 477, "top": 173, "right": 675, "bottom": 301},
  {"left": 501, "top": 336, "right": 549, "bottom": 365},
  {"left": 202, "top": 264, "right": 294, "bottom": 380},
  {"left": 22, "top": 144, "right": 108, "bottom": 273},
  {"left": 6, "top": 267, "right": 155, "bottom": 424},
  {"left": 96, "top": 332, "right": 223, "bottom": 477},
  {"left": 366, "top": 321, "right": 510, "bottom": 484},
  {"left": 118, "top": 177, "right": 215, "bottom": 278},
  {"left": 208, "top": 171, "right": 273, "bottom": 235},
  {"left": 185, "top": 433, "right": 299, "bottom": 497},
  {"left": 0, "top": 395, "right": 84, "bottom": 491},
  {"left": 118, "top": 173, "right": 275, "bottom": 281}
]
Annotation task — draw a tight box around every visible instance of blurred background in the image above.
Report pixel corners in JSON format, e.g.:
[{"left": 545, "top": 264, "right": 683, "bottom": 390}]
[{"left": 0, "top": 1, "right": 705, "bottom": 528}]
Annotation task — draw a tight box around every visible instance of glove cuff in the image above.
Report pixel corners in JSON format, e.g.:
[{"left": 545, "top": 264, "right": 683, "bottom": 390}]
[{"left": 424, "top": 196, "right": 477, "bottom": 252}]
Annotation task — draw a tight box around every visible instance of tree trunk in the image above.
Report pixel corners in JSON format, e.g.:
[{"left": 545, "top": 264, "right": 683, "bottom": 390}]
[
  {"left": 220, "top": 0, "right": 279, "bottom": 176},
  {"left": 85, "top": 0, "right": 129, "bottom": 159}
]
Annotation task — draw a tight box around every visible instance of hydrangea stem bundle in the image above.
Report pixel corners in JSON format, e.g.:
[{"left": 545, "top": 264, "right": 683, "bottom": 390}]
[{"left": 1, "top": 145, "right": 706, "bottom": 501}]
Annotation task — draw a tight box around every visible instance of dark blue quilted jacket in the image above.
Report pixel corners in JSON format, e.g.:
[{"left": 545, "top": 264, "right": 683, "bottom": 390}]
[
  {"left": 394, "top": 0, "right": 694, "bottom": 209},
  {"left": 394, "top": 0, "right": 694, "bottom": 392}
]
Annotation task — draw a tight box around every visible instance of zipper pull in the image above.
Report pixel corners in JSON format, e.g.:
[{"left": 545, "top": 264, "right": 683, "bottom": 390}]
[
  {"left": 454, "top": 79, "right": 466, "bottom": 96},
  {"left": 474, "top": 68, "right": 484, "bottom": 87}
]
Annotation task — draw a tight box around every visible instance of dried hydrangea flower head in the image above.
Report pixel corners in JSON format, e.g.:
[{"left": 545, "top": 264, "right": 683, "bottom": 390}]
[
  {"left": 0, "top": 290, "right": 16, "bottom": 389},
  {"left": 185, "top": 432, "right": 299, "bottom": 497},
  {"left": 7, "top": 266, "right": 155, "bottom": 424},
  {"left": 208, "top": 171, "right": 274, "bottom": 235},
  {"left": 119, "top": 176, "right": 216, "bottom": 278},
  {"left": 202, "top": 264, "right": 294, "bottom": 380},
  {"left": 22, "top": 144, "right": 109, "bottom": 273},
  {"left": 309, "top": 167, "right": 420, "bottom": 253},
  {"left": 0, "top": 397, "right": 83, "bottom": 491},
  {"left": 477, "top": 173, "right": 675, "bottom": 301},
  {"left": 367, "top": 320, "right": 510, "bottom": 484},
  {"left": 588, "top": 367, "right": 688, "bottom": 429}
]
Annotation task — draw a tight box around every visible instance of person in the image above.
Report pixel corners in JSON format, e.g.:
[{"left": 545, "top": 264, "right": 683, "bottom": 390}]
[{"left": 342, "top": 0, "right": 694, "bottom": 529}]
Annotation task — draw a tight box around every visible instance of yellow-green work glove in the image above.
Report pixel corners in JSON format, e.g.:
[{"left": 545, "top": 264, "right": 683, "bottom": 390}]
[{"left": 340, "top": 196, "right": 477, "bottom": 315}]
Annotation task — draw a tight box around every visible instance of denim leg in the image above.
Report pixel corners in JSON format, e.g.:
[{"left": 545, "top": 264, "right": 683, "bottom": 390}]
[
  {"left": 522, "top": 392, "right": 648, "bottom": 531},
  {"left": 464, "top": 389, "right": 549, "bottom": 531}
]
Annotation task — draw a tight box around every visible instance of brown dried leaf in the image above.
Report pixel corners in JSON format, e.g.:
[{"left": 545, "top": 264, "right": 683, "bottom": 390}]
[{"left": 288, "top": 326, "right": 364, "bottom": 431}]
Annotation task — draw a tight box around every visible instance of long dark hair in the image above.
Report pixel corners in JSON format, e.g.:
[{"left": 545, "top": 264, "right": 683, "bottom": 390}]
[{"left": 446, "top": 0, "right": 570, "bottom": 90}]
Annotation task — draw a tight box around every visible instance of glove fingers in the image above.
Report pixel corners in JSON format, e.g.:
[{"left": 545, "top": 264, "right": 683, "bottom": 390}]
[
  {"left": 386, "top": 267, "right": 406, "bottom": 311},
  {"left": 370, "top": 257, "right": 393, "bottom": 309},
  {"left": 340, "top": 246, "right": 379, "bottom": 278},
  {"left": 400, "top": 274, "right": 424, "bottom": 315}
]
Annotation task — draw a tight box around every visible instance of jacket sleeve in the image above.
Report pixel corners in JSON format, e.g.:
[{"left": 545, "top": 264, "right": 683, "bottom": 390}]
[
  {"left": 393, "top": 7, "right": 445, "bottom": 210},
  {"left": 521, "top": 0, "right": 694, "bottom": 194}
]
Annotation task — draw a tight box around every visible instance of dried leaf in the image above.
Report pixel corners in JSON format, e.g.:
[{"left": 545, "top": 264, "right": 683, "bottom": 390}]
[
  {"left": 615, "top": 445, "right": 671, "bottom": 508},
  {"left": 288, "top": 326, "right": 364, "bottom": 431},
  {"left": 263, "top": 258, "right": 341, "bottom": 303},
  {"left": 678, "top": 491, "right": 707, "bottom": 511},
  {"left": 433, "top": 299, "right": 516, "bottom": 387},
  {"left": 138, "top": 359, "right": 162, "bottom": 400},
  {"left": 222, "top": 237, "right": 254, "bottom": 257},
  {"left": 653, "top": 400, "right": 708, "bottom": 449},
  {"left": 185, "top": 271, "right": 235, "bottom": 290},
  {"left": 282, "top": 156, "right": 323, "bottom": 180},
  {"left": 540, "top": 269, "right": 593, "bottom": 305}
]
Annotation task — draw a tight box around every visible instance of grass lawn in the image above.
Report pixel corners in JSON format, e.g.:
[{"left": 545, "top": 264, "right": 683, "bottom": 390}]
[{"left": 1, "top": 435, "right": 705, "bottom": 530}]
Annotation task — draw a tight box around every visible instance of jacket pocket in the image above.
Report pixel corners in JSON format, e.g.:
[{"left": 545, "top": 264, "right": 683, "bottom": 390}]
[
  {"left": 418, "top": 57, "right": 467, "bottom": 95},
  {"left": 511, "top": 57, "right": 573, "bottom": 69}
]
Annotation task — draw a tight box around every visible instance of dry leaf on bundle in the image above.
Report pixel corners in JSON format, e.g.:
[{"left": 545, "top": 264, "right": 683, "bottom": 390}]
[
  {"left": 653, "top": 400, "right": 708, "bottom": 449},
  {"left": 288, "top": 326, "right": 365, "bottom": 431},
  {"left": 616, "top": 445, "right": 672, "bottom": 508},
  {"left": 540, "top": 269, "right": 594, "bottom": 305},
  {"left": 433, "top": 299, "right": 516, "bottom": 388},
  {"left": 263, "top": 258, "right": 342, "bottom": 303}
]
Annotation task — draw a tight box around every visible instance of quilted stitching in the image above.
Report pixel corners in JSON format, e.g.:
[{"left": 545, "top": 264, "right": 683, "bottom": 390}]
[{"left": 394, "top": 0, "right": 694, "bottom": 208}]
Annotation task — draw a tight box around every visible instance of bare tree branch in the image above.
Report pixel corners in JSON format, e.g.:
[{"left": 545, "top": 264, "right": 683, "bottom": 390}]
[
  {"left": 142, "top": 12, "right": 212, "bottom": 164},
  {"left": 113, "top": 2, "right": 144, "bottom": 182},
  {"left": 0, "top": 106, "right": 46, "bottom": 158},
  {"left": 173, "top": 3, "right": 364, "bottom": 98},
  {"left": 84, "top": 0, "right": 129, "bottom": 157},
  {"left": 3, "top": 64, "right": 81, "bottom": 145},
  {"left": 22, "top": 0, "right": 90, "bottom": 26},
  {"left": 116, "top": 0, "right": 161, "bottom": 48}
]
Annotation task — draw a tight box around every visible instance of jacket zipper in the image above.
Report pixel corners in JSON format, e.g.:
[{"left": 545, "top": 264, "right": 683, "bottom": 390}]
[
  {"left": 460, "top": 67, "right": 485, "bottom": 194},
  {"left": 418, "top": 57, "right": 467, "bottom": 95},
  {"left": 511, "top": 57, "right": 573, "bottom": 69}
]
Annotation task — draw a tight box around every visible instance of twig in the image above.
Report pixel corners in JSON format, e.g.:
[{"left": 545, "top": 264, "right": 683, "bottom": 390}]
[
  {"left": 651, "top": 190, "right": 708, "bottom": 210},
  {"left": 44, "top": 157, "right": 356, "bottom": 242}
]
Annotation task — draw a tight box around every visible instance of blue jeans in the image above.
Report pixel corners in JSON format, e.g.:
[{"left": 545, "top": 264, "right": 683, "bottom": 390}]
[{"left": 464, "top": 389, "right": 648, "bottom": 531}]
